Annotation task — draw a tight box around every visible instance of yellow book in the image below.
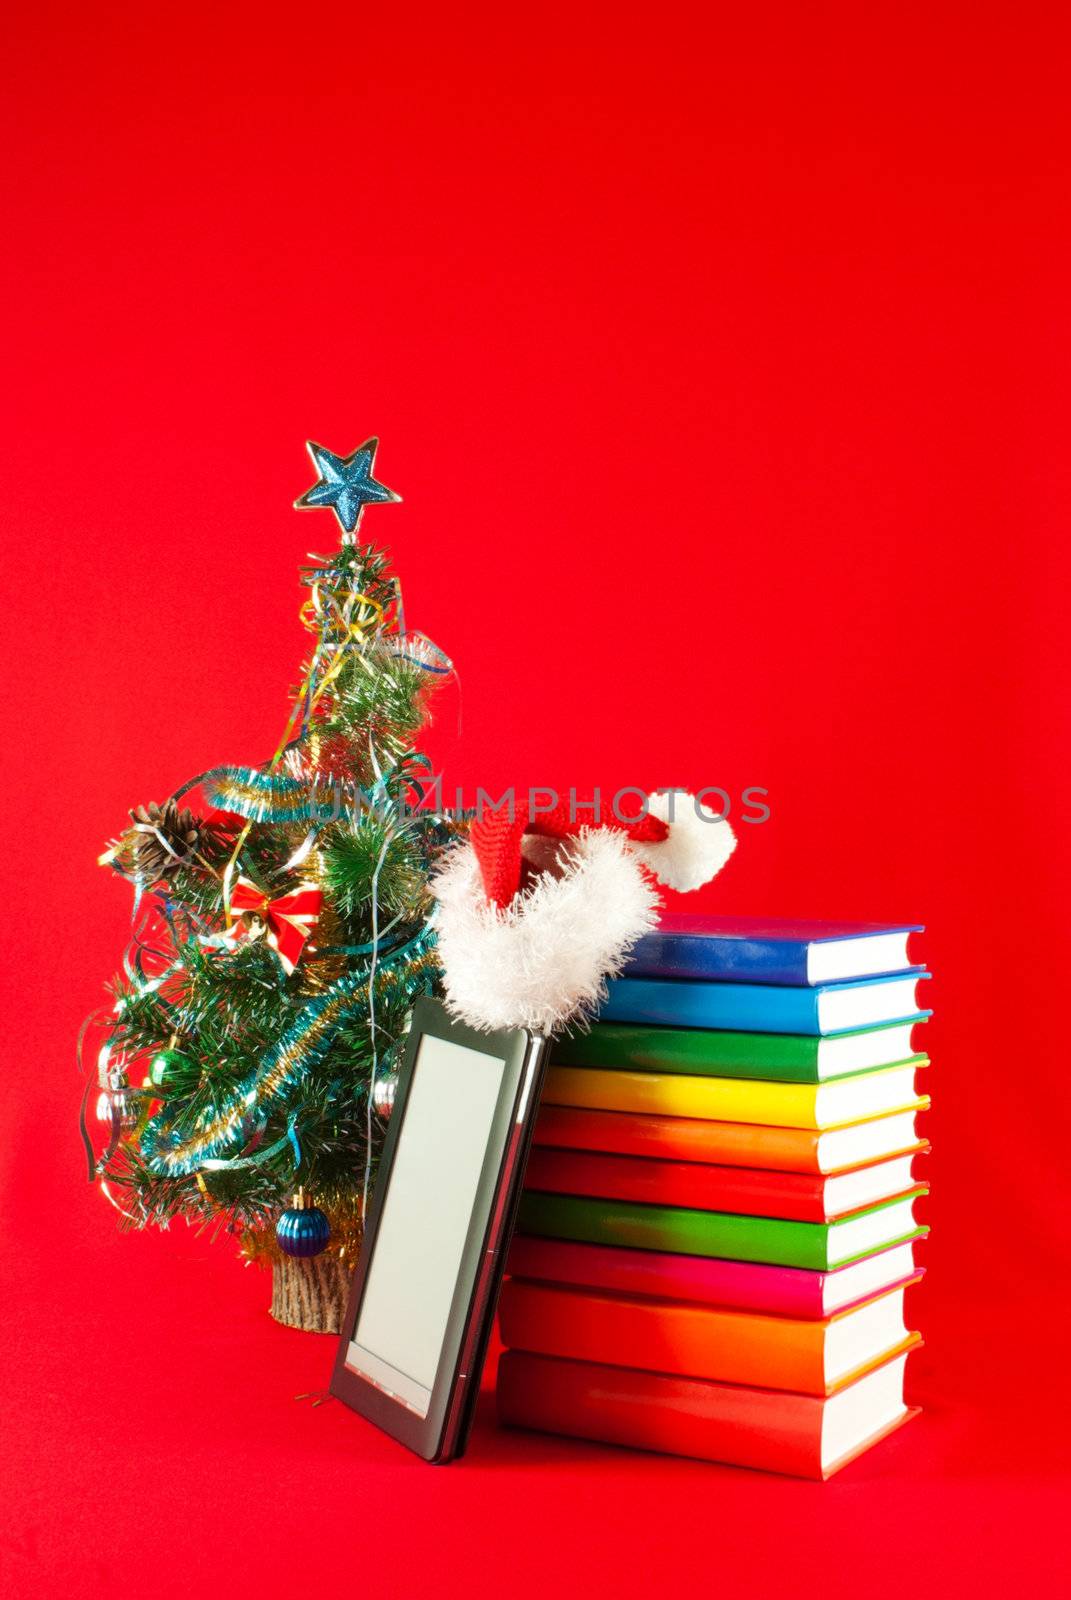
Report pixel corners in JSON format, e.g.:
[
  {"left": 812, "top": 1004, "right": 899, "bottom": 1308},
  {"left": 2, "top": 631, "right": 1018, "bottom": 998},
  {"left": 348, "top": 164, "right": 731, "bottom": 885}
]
[{"left": 541, "top": 1060, "right": 927, "bottom": 1131}]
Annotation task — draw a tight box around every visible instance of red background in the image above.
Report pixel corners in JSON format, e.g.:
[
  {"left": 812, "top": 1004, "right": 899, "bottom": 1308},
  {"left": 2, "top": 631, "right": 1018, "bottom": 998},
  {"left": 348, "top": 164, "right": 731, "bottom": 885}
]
[{"left": 2, "top": 3, "right": 1068, "bottom": 1594}]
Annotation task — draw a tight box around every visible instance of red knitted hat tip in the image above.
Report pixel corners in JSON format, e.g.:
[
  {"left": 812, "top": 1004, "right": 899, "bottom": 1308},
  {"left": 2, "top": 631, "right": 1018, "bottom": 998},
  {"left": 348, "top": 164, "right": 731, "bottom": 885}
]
[
  {"left": 469, "top": 797, "right": 671, "bottom": 910},
  {"left": 469, "top": 809, "right": 529, "bottom": 908}
]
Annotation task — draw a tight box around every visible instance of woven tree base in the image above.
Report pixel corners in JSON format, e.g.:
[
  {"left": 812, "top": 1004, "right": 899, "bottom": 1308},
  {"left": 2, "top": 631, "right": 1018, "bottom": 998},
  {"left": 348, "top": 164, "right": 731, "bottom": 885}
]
[{"left": 270, "top": 1254, "right": 352, "bottom": 1333}]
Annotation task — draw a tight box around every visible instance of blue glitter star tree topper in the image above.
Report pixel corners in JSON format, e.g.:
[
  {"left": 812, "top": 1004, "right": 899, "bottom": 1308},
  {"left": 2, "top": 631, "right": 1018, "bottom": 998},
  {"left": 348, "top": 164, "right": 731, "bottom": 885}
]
[{"left": 294, "top": 438, "right": 401, "bottom": 540}]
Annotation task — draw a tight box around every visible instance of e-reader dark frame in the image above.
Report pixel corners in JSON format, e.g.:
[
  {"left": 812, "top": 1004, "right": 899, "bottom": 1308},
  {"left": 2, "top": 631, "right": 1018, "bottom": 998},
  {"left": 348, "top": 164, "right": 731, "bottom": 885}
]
[{"left": 330, "top": 995, "right": 547, "bottom": 1462}]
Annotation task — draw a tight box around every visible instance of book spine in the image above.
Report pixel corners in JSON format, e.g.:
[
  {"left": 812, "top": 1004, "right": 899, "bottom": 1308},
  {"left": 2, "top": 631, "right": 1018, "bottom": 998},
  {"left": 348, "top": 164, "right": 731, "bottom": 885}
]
[
  {"left": 625, "top": 933, "right": 811, "bottom": 985},
  {"left": 524, "top": 1146, "right": 834, "bottom": 1222},
  {"left": 543, "top": 1065, "right": 823, "bottom": 1129},
  {"left": 499, "top": 1279, "right": 829, "bottom": 1391},
  {"left": 497, "top": 1351, "right": 826, "bottom": 1477},
  {"left": 533, "top": 1105, "right": 827, "bottom": 1172},
  {"left": 505, "top": 1235, "right": 829, "bottom": 1316},
  {"left": 602, "top": 978, "right": 823, "bottom": 1034},
  {"left": 518, "top": 1191, "right": 832, "bottom": 1269},
  {"left": 552, "top": 1024, "right": 822, "bottom": 1082}
]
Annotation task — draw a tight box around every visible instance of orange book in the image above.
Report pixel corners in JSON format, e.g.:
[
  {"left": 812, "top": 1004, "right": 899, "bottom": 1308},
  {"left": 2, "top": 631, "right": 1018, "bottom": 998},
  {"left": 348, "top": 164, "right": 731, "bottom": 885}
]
[
  {"left": 498, "top": 1278, "right": 920, "bottom": 1395},
  {"left": 497, "top": 1348, "right": 919, "bottom": 1479}
]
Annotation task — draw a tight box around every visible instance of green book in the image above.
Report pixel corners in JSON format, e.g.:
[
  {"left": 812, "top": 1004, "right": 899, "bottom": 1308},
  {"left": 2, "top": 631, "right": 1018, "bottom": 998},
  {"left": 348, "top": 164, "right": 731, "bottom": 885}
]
[
  {"left": 517, "top": 1191, "right": 926, "bottom": 1271},
  {"left": 552, "top": 1018, "right": 925, "bottom": 1083}
]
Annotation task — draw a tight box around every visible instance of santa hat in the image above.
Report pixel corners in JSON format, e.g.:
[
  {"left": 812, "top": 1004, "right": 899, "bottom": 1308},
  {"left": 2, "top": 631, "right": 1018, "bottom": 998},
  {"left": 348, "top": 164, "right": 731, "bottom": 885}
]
[{"left": 431, "top": 791, "right": 736, "bottom": 1035}]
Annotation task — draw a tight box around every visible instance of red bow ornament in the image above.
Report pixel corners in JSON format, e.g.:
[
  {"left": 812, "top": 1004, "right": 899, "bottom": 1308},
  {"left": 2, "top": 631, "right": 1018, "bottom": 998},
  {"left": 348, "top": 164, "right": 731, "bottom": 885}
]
[{"left": 228, "top": 877, "right": 322, "bottom": 975}]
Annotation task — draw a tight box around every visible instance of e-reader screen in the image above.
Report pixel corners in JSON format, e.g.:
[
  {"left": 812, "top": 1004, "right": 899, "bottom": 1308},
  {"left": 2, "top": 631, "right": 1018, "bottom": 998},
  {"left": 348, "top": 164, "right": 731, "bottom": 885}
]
[{"left": 345, "top": 1034, "right": 508, "bottom": 1416}]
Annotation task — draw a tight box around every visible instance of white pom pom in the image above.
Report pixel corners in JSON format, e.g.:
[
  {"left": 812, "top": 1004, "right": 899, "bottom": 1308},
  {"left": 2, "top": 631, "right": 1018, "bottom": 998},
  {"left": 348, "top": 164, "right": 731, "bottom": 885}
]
[
  {"left": 628, "top": 790, "right": 737, "bottom": 892},
  {"left": 431, "top": 829, "right": 660, "bottom": 1035}
]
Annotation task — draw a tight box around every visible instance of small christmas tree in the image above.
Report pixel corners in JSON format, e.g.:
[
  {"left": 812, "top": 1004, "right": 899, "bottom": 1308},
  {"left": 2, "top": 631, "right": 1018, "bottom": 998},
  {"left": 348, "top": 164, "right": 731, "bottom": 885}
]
[{"left": 85, "top": 439, "right": 452, "bottom": 1330}]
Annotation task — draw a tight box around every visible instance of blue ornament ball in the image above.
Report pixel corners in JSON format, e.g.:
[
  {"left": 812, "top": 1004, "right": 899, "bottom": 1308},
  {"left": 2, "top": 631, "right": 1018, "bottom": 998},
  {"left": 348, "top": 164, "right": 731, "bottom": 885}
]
[{"left": 276, "top": 1199, "right": 331, "bottom": 1258}]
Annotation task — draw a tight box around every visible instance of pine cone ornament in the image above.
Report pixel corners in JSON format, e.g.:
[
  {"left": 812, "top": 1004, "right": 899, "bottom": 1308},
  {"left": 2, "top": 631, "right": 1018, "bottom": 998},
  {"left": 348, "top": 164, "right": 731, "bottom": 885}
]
[{"left": 129, "top": 800, "right": 202, "bottom": 880}]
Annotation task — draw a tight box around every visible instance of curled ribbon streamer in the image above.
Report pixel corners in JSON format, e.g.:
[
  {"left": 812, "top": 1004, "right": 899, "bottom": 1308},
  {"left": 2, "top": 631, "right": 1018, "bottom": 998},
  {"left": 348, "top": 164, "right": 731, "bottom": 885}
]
[
  {"left": 386, "top": 631, "right": 453, "bottom": 676},
  {"left": 199, "top": 1117, "right": 301, "bottom": 1173},
  {"left": 119, "top": 896, "right": 177, "bottom": 987},
  {"left": 362, "top": 817, "right": 393, "bottom": 1216},
  {"left": 342, "top": 589, "right": 387, "bottom": 643},
  {"left": 284, "top": 827, "right": 320, "bottom": 872},
  {"left": 300, "top": 616, "right": 331, "bottom": 746},
  {"left": 78, "top": 1005, "right": 138, "bottom": 1180},
  {"left": 78, "top": 1078, "right": 99, "bottom": 1182}
]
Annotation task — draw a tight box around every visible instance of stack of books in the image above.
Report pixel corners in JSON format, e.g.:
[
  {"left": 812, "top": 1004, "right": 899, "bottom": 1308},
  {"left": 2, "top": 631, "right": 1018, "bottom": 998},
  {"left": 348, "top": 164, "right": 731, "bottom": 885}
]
[{"left": 498, "top": 918, "right": 931, "bottom": 1479}]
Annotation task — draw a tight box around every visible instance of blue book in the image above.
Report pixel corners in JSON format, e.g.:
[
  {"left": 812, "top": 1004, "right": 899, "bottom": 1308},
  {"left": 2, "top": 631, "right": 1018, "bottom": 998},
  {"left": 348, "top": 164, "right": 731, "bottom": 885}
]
[
  {"left": 601, "top": 972, "right": 932, "bottom": 1036},
  {"left": 625, "top": 915, "right": 924, "bottom": 987}
]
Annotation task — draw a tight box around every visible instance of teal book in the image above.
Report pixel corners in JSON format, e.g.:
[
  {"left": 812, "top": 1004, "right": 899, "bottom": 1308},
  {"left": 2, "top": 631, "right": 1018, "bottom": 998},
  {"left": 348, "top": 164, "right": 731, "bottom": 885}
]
[
  {"left": 517, "top": 1190, "right": 927, "bottom": 1271},
  {"left": 553, "top": 1018, "right": 925, "bottom": 1083}
]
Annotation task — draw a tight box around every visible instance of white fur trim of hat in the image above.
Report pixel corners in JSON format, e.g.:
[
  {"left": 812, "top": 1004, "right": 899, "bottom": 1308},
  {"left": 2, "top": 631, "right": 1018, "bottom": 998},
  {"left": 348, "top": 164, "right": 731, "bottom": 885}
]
[{"left": 430, "top": 790, "right": 736, "bottom": 1035}]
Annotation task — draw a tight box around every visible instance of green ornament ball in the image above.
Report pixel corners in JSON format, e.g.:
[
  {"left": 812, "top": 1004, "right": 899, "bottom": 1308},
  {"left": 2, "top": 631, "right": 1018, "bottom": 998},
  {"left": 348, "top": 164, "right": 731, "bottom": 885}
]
[{"left": 149, "top": 1048, "right": 196, "bottom": 1094}]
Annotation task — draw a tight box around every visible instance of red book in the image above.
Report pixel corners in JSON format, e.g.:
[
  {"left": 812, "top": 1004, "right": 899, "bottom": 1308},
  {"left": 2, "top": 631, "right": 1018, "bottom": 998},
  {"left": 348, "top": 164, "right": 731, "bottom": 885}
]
[
  {"left": 524, "top": 1145, "right": 925, "bottom": 1222},
  {"left": 506, "top": 1234, "right": 924, "bottom": 1318},
  {"left": 497, "top": 1348, "right": 919, "bottom": 1479},
  {"left": 534, "top": 1103, "right": 928, "bottom": 1175}
]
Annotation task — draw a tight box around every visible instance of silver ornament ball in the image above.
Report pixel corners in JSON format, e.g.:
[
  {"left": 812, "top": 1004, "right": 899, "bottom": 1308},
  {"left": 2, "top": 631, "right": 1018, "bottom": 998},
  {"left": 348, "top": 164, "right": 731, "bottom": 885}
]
[
  {"left": 372, "top": 1072, "right": 398, "bottom": 1120},
  {"left": 95, "top": 1089, "right": 138, "bottom": 1131}
]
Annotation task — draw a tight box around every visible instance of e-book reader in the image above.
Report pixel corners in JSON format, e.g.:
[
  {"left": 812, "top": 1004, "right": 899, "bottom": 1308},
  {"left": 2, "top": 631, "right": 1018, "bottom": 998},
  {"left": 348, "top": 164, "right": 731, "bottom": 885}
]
[{"left": 330, "top": 997, "right": 547, "bottom": 1462}]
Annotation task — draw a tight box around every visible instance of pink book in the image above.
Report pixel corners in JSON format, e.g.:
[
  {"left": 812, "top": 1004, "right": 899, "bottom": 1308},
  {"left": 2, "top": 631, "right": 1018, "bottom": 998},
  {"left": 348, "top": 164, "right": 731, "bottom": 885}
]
[{"left": 505, "top": 1234, "right": 924, "bottom": 1319}]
